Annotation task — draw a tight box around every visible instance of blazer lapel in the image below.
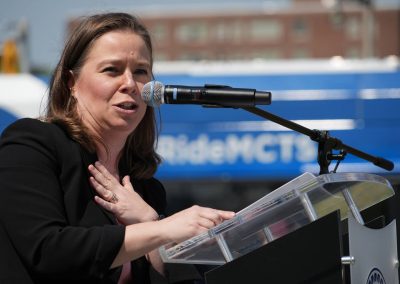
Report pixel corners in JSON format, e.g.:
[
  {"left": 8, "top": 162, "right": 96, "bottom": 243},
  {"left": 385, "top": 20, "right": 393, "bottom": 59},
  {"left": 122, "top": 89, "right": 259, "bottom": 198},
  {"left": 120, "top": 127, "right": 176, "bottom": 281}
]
[{"left": 79, "top": 146, "right": 117, "bottom": 225}]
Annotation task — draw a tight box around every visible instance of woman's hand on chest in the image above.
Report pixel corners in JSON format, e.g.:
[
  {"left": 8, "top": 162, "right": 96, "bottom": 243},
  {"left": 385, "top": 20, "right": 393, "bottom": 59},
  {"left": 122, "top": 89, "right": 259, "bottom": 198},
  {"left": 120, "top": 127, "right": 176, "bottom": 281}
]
[{"left": 88, "top": 161, "right": 158, "bottom": 225}]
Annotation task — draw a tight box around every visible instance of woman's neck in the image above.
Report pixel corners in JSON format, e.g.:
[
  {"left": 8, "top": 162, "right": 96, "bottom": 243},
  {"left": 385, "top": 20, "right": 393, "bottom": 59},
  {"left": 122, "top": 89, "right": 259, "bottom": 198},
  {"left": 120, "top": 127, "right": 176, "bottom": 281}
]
[
  {"left": 82, "top": 120, "right": 129, "bottom": 179},
  {"left": 96, "top": 135, "right": 127, "bottom": 180},
  {"left": 97, "top": 149, "right": 121, "bottom": 180}
]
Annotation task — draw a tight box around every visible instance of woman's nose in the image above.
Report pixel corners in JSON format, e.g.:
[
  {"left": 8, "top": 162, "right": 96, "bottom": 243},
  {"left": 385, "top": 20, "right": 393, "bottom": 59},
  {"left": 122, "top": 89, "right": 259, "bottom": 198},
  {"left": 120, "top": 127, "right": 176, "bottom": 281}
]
[{"left": 121, "top": 70, "right": 137, "bottom": 93}]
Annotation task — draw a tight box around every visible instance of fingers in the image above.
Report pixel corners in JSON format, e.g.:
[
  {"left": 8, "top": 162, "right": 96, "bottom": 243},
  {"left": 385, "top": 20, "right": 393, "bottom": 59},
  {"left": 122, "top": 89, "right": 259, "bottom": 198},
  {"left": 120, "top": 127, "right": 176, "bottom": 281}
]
[
  {"left": 197, "top": 217, "right": 218, "bottom": 229},
  {"left": 94, "top": 195, "right": 116, "bottom": 213},
  {"left": 198, "top": 209, "right": 220, "bottom": 225},
  {"left": 121, "top": 175, "right": 134, "bottom": 191},
  {"left": 163, "top": 206, "right": 236, "bottom": 243},
  {"left": 217, "top": 210, "right": 236, "bottom": 220},
  {"left": 89, "top": 176, "right": 115, "bottom": 201},
  {"left": 185, "top": 206, "right": 235, "bottom": 232},
  {"left": 88, "top": 161, "right": 135, "bottom": 193},
  {"left": 88, "top": 162, "right": 125, "bottom": 203},
  {"left": 93, "top": 161, "right": 114, "bottom": 179},
  {"left": 88, "top": 162, "right": 116, "bottom": 189},
  {"left": 197, "top": 206, "right": 235, "bottom": 226}
]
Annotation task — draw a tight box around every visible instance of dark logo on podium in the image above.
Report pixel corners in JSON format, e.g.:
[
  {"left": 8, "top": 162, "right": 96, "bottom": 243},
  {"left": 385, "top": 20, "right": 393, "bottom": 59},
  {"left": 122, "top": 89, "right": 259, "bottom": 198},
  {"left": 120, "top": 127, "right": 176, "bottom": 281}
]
[{"left": 366, "top": 268, "right": 386, "bottom": 284}]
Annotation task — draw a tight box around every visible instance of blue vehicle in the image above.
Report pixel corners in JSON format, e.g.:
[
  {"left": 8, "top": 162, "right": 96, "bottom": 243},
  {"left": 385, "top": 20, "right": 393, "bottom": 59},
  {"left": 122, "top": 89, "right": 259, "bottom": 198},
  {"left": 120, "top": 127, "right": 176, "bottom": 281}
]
[
  {"left": 0, "top": 74, "right": 48, "bottom": 133},
  {"left": 153, "top": 59, "right": 400, "bottom": 181}
]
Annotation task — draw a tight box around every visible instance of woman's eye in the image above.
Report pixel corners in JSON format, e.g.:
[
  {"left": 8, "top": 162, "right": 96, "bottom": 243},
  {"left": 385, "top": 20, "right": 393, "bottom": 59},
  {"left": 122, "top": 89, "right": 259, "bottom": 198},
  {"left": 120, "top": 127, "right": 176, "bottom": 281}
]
[
  {"left": 103, "top": 66, "right": 118, "bottom": 73},
  {"left": 134, "top": 69, "right": 148, "bottom": 75}
]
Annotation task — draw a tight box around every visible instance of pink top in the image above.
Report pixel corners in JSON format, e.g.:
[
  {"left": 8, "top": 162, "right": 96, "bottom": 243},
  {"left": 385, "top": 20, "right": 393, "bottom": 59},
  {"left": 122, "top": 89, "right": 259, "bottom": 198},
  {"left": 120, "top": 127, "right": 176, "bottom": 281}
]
[
  {"left": 116, "top": 218, "right": 133, "bottom": 283},
  {"left": 118, "top": 262, "right": 133, "bottom": 284}
]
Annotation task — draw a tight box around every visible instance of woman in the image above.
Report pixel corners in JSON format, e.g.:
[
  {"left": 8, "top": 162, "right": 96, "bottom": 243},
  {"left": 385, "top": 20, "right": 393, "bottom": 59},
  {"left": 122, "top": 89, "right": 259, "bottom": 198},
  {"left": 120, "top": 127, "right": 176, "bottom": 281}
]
[{"left": 0, "top": 13, "right": 234, "bottom": 283}]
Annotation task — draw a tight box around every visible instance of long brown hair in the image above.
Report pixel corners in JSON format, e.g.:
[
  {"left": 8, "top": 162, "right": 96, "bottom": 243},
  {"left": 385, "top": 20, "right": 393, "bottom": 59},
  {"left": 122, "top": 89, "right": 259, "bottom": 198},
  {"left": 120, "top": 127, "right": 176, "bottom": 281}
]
[{"left": 46, "top": 12, "right": 161, "bottom": 179}]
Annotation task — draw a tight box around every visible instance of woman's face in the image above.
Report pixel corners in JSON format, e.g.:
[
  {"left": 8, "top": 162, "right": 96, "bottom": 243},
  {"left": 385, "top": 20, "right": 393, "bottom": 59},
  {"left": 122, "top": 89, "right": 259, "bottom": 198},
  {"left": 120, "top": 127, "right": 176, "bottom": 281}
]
[{"left": 71, "top": 30, "right": 151, "bottom": 138}]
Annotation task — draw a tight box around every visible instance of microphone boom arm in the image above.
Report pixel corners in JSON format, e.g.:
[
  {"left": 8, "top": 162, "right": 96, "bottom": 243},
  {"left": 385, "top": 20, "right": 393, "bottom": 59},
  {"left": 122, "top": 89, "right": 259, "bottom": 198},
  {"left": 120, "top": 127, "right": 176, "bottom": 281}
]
[{"left": 241, "top": 106, "right": 394, "bottom": 174}]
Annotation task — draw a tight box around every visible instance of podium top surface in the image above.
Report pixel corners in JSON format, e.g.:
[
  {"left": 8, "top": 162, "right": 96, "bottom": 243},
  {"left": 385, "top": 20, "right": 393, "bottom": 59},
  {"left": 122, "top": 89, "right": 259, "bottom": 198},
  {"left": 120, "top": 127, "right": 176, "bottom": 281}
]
[{"left": 160, "top": 172, "right": 394, "bottom": 265}]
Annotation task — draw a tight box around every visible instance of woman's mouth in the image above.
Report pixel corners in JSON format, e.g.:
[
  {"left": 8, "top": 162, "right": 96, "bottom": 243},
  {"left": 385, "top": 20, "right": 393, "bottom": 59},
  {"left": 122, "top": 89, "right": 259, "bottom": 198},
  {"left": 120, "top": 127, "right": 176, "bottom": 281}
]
[{"left": 114, "top": 102, "right": 138, "bottom": 113}]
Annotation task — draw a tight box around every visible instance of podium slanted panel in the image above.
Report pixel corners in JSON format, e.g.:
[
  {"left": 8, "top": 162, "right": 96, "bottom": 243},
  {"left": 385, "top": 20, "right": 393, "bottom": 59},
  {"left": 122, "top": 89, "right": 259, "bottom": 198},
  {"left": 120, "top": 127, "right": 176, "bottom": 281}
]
[{"left": 205, "top": 211, "right": 343, "bottom": 284}]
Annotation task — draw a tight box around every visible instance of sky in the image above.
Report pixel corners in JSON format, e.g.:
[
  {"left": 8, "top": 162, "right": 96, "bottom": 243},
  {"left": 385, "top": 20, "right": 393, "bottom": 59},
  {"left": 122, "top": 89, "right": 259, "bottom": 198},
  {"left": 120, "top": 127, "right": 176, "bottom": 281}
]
[{"left": 0, "top": 0, "right": 398, "bottom": 71}]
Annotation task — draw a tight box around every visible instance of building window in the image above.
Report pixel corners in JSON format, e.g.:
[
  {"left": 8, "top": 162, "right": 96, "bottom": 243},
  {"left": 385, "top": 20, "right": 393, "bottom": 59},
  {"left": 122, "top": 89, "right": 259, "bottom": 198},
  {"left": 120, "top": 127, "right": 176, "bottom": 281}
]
[
  {"left": 252, "top": 49, "right": 282, "bottom": 59},
  {"left": 214, "top": 20, "right": 243, "bottom": 43},
  {"left": 292, "top": 48, "right": 310, "bottom": 59},
  {"left": 249, "top": 19, "right": 283, "bottom": 42},
  {"left": 345, "top": 47, "right": 360, "bottom": 58},
  {"left": 151, "top": 22, "right": 168, "bottom": 44},
  {"left": 154, "top": 51, "right": 168, "bottom": 61},
  {"left": 175, "top": 22, "right": 208, "bottom": 43},
  {"left": 232, "top": 52, "right": 253, "bottom": 60},
  {"left": 291, "top": 18, "right": 309, "bottom": 40},
  {"left": 220, "top": 52, "right": 247, "bottom": 60},
  {"left": 178, "top": 51, "right": 208, "bottom": 61},
  {"left": 345, "top": 16, "right": 361, "bottom": 40}
]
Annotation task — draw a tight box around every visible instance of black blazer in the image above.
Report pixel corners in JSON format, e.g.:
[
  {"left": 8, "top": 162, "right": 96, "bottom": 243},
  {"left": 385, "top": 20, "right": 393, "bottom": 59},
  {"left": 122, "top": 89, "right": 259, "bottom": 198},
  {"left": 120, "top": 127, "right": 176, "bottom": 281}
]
[{"left": 0, "top": 118, "right": 166, "bottom": 283}]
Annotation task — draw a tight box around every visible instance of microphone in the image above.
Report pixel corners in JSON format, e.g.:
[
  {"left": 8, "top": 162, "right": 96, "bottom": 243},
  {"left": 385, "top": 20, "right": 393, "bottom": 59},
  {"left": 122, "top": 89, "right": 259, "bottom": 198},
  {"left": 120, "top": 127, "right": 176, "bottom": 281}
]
[{"left": 141, "top": 80, "right": 271, "bottom": 107}]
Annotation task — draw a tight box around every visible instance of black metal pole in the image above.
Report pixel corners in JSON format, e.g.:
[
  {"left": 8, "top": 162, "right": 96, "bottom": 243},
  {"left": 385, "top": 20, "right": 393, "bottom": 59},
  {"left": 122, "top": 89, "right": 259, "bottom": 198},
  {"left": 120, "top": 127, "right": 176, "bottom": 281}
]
[{"left": 241, "top": 106, "right": 394, "bottom": 172}]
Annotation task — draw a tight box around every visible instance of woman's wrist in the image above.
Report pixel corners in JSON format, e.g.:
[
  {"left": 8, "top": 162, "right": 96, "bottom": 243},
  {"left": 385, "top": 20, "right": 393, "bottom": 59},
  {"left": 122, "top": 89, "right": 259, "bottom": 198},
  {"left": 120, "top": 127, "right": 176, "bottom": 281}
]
[
  {"left": 152, "top": 214, "right": 165, "bottom": 221},
  {"left": 144, "top": 209, "right": 164, "bottom": 222}
]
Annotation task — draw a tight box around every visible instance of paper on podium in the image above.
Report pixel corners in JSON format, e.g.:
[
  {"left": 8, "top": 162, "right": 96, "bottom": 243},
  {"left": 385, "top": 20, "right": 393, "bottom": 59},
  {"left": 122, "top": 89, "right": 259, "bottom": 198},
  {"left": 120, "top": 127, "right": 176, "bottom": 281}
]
[{"left": 159, "top": 172, "right": 394, "bottom": 265}]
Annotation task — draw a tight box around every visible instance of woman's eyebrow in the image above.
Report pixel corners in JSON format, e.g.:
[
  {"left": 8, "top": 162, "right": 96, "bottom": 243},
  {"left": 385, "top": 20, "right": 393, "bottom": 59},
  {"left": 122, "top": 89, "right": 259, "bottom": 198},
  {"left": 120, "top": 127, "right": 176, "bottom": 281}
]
[
  {"left": 135, "top": 60, "right": 151, "bottom": 68},
  {"left": 97, "top": 58, "right": 122, "bottom": 65}
]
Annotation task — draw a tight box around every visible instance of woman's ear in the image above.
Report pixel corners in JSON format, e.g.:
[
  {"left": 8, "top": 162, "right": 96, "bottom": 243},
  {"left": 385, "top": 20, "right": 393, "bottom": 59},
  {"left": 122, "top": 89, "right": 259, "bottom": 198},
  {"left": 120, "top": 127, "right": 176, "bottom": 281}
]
[{"left": 67, "top": 70, "right": 76, "bottom": 91}]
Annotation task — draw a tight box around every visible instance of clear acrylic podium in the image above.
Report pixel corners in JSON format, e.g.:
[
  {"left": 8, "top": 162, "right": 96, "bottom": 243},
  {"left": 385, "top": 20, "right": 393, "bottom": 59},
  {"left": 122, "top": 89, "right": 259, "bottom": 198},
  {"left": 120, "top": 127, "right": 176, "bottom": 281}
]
[{"left": 159, "top": 172, "right": 398, "bottom": 283}]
